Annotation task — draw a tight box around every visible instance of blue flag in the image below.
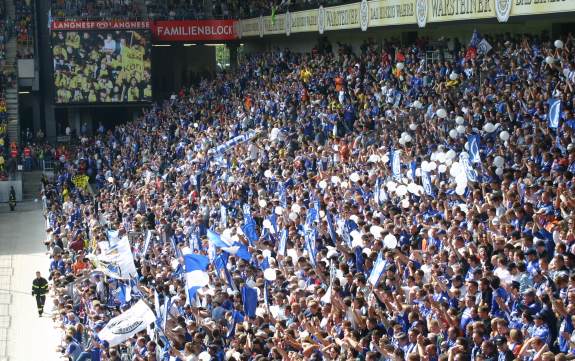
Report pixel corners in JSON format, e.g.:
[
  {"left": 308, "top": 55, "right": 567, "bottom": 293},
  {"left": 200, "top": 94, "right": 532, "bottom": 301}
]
[
  {"left": 422, "top": 171, "right": 434, "bottom": 197},
  {"left": 183, "top": 253, "right": 209, "bottom": 272},
  {"left": 459, "top": 152, "right": 478, "bottom": 182},
  {"left": 391, "top": 149, "right": 401, "bottom": 179},
  {"left": 368, "top": 252, "right": 386, "bottom": 286},
  {"left": 326, "top": 212, "right": 337, "bottom": 244},
  {"left": 549, "top": 99, "right": 561, "bottom": 129},
  {"left": 278, "top": 229, "right": 287, "bottom": 256},
  {"left": 207, "top": 229, "right": 230, "bottom": 248},
  {"left": 468, "top": 134, "right": 481, "bottom": 163},
  {"left": 241, "top": 285, "right": 258, "bottom": 318}
]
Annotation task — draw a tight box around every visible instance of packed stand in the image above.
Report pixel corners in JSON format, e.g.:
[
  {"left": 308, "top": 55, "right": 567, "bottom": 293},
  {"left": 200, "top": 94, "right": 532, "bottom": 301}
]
[
  {"left": 14, "top": 0, "right": 33, "bottom": 59},
  {"left": 238, "top": 0, "right": 358, "bottom": 18},
  {"left": 50, "top": 0, "right": 144, "bottom": 20},
  {"left": 41, "top": 31, "right": 575, "bottom": 361}
]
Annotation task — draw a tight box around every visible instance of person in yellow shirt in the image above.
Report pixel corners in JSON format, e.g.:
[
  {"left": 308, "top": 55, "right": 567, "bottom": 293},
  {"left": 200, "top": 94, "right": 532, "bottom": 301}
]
[
  {"left": 300, "top": 67, "right": 312, "bottom": 83},
  {"left": 65, "top": 32, "right": 80, "bottom": 51}
]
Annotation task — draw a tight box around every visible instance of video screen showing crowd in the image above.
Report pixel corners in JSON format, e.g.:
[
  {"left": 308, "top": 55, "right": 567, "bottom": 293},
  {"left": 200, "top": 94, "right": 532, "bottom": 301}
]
[{"left": 52, "top": 30, "right": 152, "bottom": 104}]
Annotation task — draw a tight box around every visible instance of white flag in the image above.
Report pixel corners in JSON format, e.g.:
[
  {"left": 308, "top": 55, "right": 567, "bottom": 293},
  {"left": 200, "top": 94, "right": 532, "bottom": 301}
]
[
  {"left": 94, "top": 236, "right": 137, "bottom": 280},
  {"left": 98, "top": 300, "right": 156, "bottom": 346}
]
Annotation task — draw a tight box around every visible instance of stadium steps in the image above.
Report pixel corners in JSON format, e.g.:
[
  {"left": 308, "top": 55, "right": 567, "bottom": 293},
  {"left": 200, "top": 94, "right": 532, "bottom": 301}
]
[
  {"left": 21, "top": 171, "right": 43, "bottom": 201},
  {"left": 4, "top": 14, "right": 19, "bottom": 145},
  {"left": 5, "top": 0, "right": 14, "bottom": 18}
]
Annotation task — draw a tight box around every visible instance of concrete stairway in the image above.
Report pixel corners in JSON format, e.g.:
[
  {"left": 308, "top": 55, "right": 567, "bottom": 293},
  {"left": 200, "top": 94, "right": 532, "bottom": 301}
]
[
  {"left": 21, "top": 171, "right": 42, "bottom": 201},
  {"left": 5, "top": 0, "right": 19, "bottom": 145}
]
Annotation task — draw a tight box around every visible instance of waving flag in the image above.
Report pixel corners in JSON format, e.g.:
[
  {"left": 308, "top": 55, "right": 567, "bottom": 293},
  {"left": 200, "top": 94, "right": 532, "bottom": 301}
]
[
  {"left": 220, "top": 205, "right": 227, "bottom": 227},
  {"left": 468, "top": 134, "right": 481, "bottom": 163},
  {"left": 279, "top": 182, "right": 287, "bottom": 209},
  {"left": 459, "top": 152, "right": 478, "bottom": 182},
  {"left": 549, "top": 99, "right": 561, "bottom": 129},
  {"left": 304, "top": 230, "right": 318, "bottom": 267},
  {"left": 142, "top": 230, "right": 153, "bottom": 257},
  {"left": 242, "top": 204, "right": 259, "bottom": 244},
  {"left": 477, "top": 39, "right": 492, "bottom": 55},
  {"left": 422, "top": 171, "right": 435, "bottom": 197},
  {"left": 241, "top": 285, "right": 258, "bottom": 318},
  {"left": 326, "top": 212, "right": 337, "bottom": 244},
  {"left": 183, "top": 254, "right": 210, "bottom": 301},
  {"left": 278, "top": 229, "right": 288, "bottom": 256},
  {"left": 206, "top": 229, "right": 231, "bottom": 249},
  {"left": 98, "top": 300, "right": 155, "bottom": 347},
  {"left": 391, "top": 149, "right": 401, "bottom": 179},
  {"left": 368, "top": 252, "right": 386, "bottom": 286}
]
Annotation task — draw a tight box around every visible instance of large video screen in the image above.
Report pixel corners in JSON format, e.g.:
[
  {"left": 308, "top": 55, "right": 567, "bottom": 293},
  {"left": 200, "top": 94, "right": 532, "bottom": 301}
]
[{"left": 52, "top": 30, "right": 152, "bottom": 104}]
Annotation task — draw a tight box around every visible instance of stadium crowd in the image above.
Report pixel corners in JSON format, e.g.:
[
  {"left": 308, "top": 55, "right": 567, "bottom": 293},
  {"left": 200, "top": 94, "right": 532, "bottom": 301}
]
[
  {"left": 41, "top": 30, "right": 575, "bottom": 361},
  {"left": 15, "top": 0, "right": 34, "bottom": 59}
]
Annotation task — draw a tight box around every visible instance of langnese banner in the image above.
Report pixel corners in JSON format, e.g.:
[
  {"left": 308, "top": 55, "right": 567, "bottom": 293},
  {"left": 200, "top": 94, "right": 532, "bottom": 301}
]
[{"left": 152, "top": 20, "right": 239, "bottom": 41}]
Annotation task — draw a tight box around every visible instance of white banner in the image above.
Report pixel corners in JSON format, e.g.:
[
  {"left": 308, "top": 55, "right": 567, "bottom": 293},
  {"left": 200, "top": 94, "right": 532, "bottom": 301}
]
[
  {"left": 98, "top": 300, "right": 156, "bottom": 346},
  {"left": 94, "top": 236, "right": 138, "bottom": 280}
]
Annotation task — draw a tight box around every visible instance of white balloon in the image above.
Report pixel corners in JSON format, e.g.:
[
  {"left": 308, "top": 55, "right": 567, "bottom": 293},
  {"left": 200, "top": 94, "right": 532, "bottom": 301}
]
[
  {"left": 264, "top": 169, "right": 273, "bottom": 178},
  {"left": 368, "top": 154, "right": 380, "bottom": 163},
  {"left": 450, "top": 162, "right": 462, "bottom": 177},
  {"left": 401, "top": 132, "right": 409, "bottom": 139},
  {"left": 407, "top": 182, "right": 419, "bottom": 194},
  {"left": 399, "top": 138, "right": 406, "bottom": 146},
  {"left": 545, "top": 56, "right": 555, "bottom": 65},
  {"left": 499, "top": 131, "right": 510, "bottom": 141},
  {"left": 383, "top": 234, "right": 398, "bottom": 249},
  {"left": 331, "top": 176, "right": 341, "bottom": 184},
  {"left": 555, "top": 39, "right": 564, "bottom": 49},
  {"left": 455, "top": 172, "right": 468, "bottom": 186},
  {"left": 259, "top": 199, "right": 267, "bottom": 208},
  {"left": 275, "top": 206, "right": 284, "bottom": 215},
  {"left": 396, "top": 185, "right": 408, "bottom": 197},
  {"left": 455, "top": 185, "right": 466, "bottom": 196},
  {"left": 449, "top": 129, "right": 458, "bottom": 139},
  {"left": 291, "top": 203, "right": 301, "bottom": 214},
  {"left": 264, "top": 268, "right": 277, "bottom": 281},
  {"left": 198, "top": 351, "right": 211, "bottom": 361},
  {"left": 409, "top": 123, "right": 418, "bottom": 130},
  {"left": 456, "top": 125, "right": 466, "bottom": 134},
  {"left": 455, "top": 116, "right": 464, "bottom": 125},
  {"left": 445, "top": 159, "right": 453, "bottom": 166},
  {"left": 413, "top": 100, "right": 423, "bottom": 109},
  {"left": 370, "top": 225, "right": 384, "bottom": 239},
  {"left": 415, "top": 167, "right": 422, "bottom": 177},
  {"left": 495, "top": 167, "right": 503, "bottom": 176},
  {"left": 349, "top": 172, "right": 360, "bottom": 183},
  {"left": 289, "top": 212, "right": 298, "bottom": 221},
  {"left": 483, "top": 122, "right": 496, "bottom": 133},
  {"left": 437, "top": 108, "right": 447, "bottom": 119},
  {"left": 428, "top": 161, "right": 437, "bottom": 171},
  {"left": 493, "top": 156, "right": 504, "bottom": 168},
  {"left": 396, "top": 62, "right": 405, "bottom": 70},
  {"left": 319, "top": 180, "right": 327, "bottom": 189},
  {"left": 341, "top": 181, "right": 349, "bottom": 188},
  {"left": 263, "top": 219, "right": 273, "bottom": 229},
  {"left": 386, "top": 181, "right": 397, "bottom": 191},
  {"left": 107, "top": 177, "right": 114, "bottom": 183},
  {"left": 446, "top": 149, "right": 456, "bottom": 160},
  {"left": 421, "top": 161, "right": 429, "bottom": 171},
  {"left": 401, "top": 198, "right": 410, "bottom": 208},
  {"left": 449, "top": 72, "right": 458, "bottom": 81},
  {"left": 404, "top": 134, "right": 412, "bottom": 143},
  {"left": 437, "top": 152, "right": 447, "bottom": 163},
  {"left": 438, "top": 164, "right": 447, "bottom": 173}
]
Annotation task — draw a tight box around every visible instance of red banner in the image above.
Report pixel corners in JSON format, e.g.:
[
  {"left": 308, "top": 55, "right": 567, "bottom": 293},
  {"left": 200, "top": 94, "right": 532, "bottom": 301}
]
[
  {"left": 50, "top": 20, "right": 151, "bottom": 31},
  {"left": 152, "top": 20, "right": 238, "bottom": 41}
]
